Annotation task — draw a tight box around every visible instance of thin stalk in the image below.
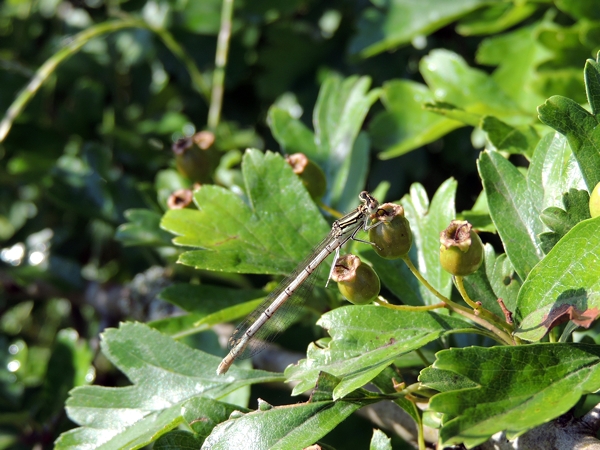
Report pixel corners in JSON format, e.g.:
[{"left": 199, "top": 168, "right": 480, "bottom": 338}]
[
  {"left": 454, "top": 276, "right": 514, "bottom": 334},
  {"left": 401, "top": 256, "right": 515, "bottom": 345},
  {"left": 0, "top": 18, "right": 209, "bottom": 143},
  {"left": 207, "top": 0, "right": 235, "bottom": 130},
  {"left": 1, "top": 19, "right": 137, "bottom": 142}
]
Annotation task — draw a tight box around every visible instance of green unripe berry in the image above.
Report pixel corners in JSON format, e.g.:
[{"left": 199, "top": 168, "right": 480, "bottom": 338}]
[
  {"left": 590, "top": 182, "right": 600, "bottom": 218},
  {"left": 286, "top": 153, "right": 327, "bottom": 199},
  {"left": 332, "top": 254, "right": 380, "bottom": 305},
  {"left": 439, "top": 220, "right": 483, "bottom": 276},
  {"left": 368, "top": 203, "right": 412, "bottom": 259}
]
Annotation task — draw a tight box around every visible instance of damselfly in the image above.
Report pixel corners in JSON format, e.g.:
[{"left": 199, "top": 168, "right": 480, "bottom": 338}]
[{"left": 217, "top": 191, "right": 382, "bottom": 374}]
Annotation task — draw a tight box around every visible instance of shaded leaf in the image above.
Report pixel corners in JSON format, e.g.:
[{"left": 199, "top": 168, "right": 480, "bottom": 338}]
[
  {"left": 421, "top": 344, "right": 600, "bottom": 448},
  {"left": 370, "top": 80, "right": 462, "bottom": 159},
  {"left": 481, "top": 116, "right": 539, "bottom": 157},
  {"left": 116, "top": 209, "right": 174, "bottom": 247},
  {"left": 459, "top": 244, "right": 520, "bottom": 320},
  {"left": 202, "top": 372, "right": 378, "bottom": 450},
  {"left": 584, "top": 52, "right": 600, "bottom": 116},
  {"left": 538, "top": 189, "right": 591, "bottom": 253}
]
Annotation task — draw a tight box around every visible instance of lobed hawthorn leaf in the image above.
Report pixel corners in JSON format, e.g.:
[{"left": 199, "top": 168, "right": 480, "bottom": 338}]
[
  {"left": 161, "top": 149, "right": 330, "bottom": 275},
  {"left": 201, "top": 372, "right": 380, "bottom": 450},
  {"left": 538, "top": 188, "right": 591, "bottom": 254},
  {"left": 357, "top": 180, "right": 455, "bottom": 306},
  {"left": 369, "top": 429, "right": 392, "bottom": 450},
  {"left": 515, "top": 217, "right": 600, "bottom": 341},
  {"left": 538, "top": 95, "right": 600, "bottom": 190},
  {"left": 421, "top": 343, "right": 600, "bottom": 448},
  {"left": 527, "top": 132, "right": 587, "bottom": 216},
  {"left": 55, "top": 322, "right": 280, "bottom": 450},
  {"left": 478, "top": 150, "right": 544, "bottom": 281},
  {"left": 285, "top": 306, "right": 474, "bottom": 399}
]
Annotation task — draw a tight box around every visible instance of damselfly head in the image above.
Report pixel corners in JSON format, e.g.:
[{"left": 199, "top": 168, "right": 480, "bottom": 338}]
[{"left": 359, "top": 191, "right": 379, "bottom": 214}]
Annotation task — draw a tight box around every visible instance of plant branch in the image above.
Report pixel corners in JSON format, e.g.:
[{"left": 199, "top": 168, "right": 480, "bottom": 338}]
[{"left": 207, "top": 0, "right": 235, "bottom": 130}]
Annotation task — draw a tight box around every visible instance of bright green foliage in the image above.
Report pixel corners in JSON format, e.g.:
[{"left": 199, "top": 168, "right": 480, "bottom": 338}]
[
  {"left": 515, "top": 217, "right": 600, "bottom": 341},
  {"left": 4, "top": 1, "right": 600, "bottom": 449},
  {"left": 421, "top": 344, "right": 600, "bottom": 447},
  {"left": 162, "top": 150, "right": 329, "bottom": 275},
  {"left": 286, "top": 308, "right": 473, "bottom": 399},
  {"left": 55, "top": 323, "right": 279, "bottom": 450}
]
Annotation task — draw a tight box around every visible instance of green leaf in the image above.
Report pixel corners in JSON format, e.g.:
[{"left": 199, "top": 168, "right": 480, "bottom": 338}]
[
  {"left": 456, "top": 2, "right": 537, "bottom": 36},
  {"left": 421, "top": 344, "right": 600, "bottom": 448},
  {"left": 156, "top": 283, "right": 265, "bottom": 333},
  {"left": 527, "top": 132, "right": 587, "bottom": 215},
  {"left": 538, "top": 95, "right": 600, "bottom": 190},
  {"left": 538, "top": 189, "right": 591, "bottom": 253},
  {"left": 555, "top": 0, "right": 600, "bottom": 20},
  {"left": 285, "top": 307, "right": 474, "bottom": 399},
  {"left": 515, "top": 217, "right": 600, "bottom": 341},
  {"left": 476, "top": 23, "right": 550, "bottom": 113},
  {"left": 481, "top": 116, "right": 539, "bottom": 157},
  {"left": 154, "top": 430, "right": 203, "bottom": 450},
  {"left": 115, "top": 209, "right": 174, "bottom": 247},
  {"left": 423, "top": 101, "right": 481, "bottom": 126},
  {"left": 161, "top": 149, "right": 329, "bottom": 275},
  {"left": 369, "top": 429, "right": 392, "bottom": 450},
  {"left": 38, "top": 329, "right": 93, "bottom": 423},
  {"left": 457, "top": 190, "right": 495, "bottom": 233},
  {"left": 370, "top": 80, "right": 462, "bottom": 159},
  {"left": 477, "top": 150, "right": 544, "bottom": 280},
  {"left": 55, "top": 323, "right": 281, "bottom": 450},
  {"left": 202, "top": 372, "right": 377, "bottom": 450},
  {"left": 402, "top": 180, "right": 456, "bottom": 305},
  {"left": 267, "top": 106, "right": 319, "bottom": 158},
  {"left": 313, "top": 75, "right": 380, "bottom": 210},
  {"left": 420, "top": 50, "right": 523, "bottom": 122},
  {"left": 350, "top": 0, "right": 491, "bottom": 58},
  {"left": 585, "top": 52, "right": 600, "bottom": 117}
]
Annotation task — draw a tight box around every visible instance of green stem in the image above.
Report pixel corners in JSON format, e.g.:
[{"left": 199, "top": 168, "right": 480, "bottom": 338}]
[
  {"left": 401, "top": 256, "right": 515, "bottom": 346},
  {"left": 207, "top": 0, "right": 235, "bottom": 130},
  {"left": 0, "top": 18, "right": 209, "bottom": 143},
  {"left": 455, "top": 276, "right": 514, "bottom": 335}
]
